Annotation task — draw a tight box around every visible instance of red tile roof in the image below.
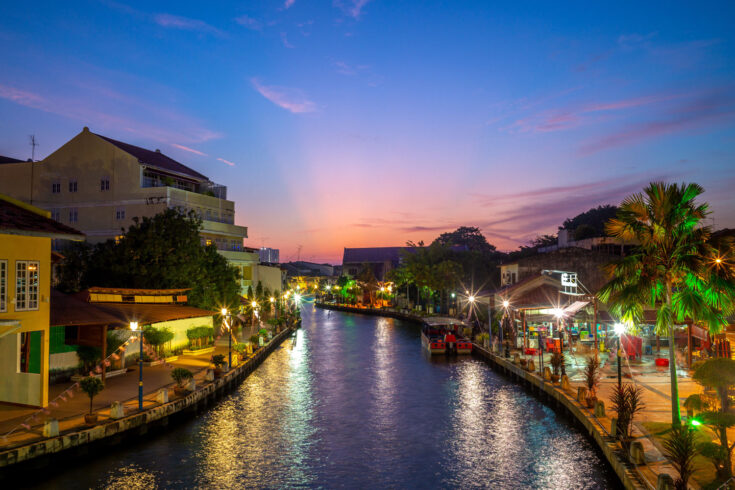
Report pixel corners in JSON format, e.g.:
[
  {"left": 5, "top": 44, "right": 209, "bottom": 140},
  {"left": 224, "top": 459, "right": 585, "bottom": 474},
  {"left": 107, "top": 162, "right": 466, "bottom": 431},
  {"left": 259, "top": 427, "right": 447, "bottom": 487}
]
[
  {"left": 0, "top": 196, "right": 85, "bottom": 239},
  {"left": 94, "top": 133, "right": 208, "bottom": 181}
]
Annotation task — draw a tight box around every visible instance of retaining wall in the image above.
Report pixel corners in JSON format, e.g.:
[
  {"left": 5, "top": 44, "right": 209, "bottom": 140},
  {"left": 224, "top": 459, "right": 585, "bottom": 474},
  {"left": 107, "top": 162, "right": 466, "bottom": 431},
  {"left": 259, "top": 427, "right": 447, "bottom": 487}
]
[{"left": 0, "top": 327, "right": 294, "bottom": 478}]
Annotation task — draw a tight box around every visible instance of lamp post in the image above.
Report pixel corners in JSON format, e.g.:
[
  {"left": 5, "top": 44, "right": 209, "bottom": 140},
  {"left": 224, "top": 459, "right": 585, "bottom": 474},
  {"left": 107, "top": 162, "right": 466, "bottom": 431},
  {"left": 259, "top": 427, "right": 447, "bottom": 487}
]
[
  {"left": 130, "top": 321, "right": 142, "bottom": 411},
  {"left": 221, "top": 308, "right": 232, "bottom": 370},
  {"left": 614, "top": 323, "right": 625, "bottom": 388}
]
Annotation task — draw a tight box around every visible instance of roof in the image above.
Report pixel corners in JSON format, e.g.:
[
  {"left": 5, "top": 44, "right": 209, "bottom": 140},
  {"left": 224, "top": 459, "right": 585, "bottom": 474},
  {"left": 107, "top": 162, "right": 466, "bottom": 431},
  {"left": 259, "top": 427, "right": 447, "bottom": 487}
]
[
  {"left": 87, "top": 287, "right": 191, "bottom": 296},
  {"left": 423, "top": 317, "right": 469, "bottom": 327},
  {"left": 51, "top": 289, "right": 125, "bottom": 327},
  {"left": 0, "top": 155, "right": 24, "bottom": 164},
  {"left": 343, "top": 247, "right": 408, "bottom": 264},
  {"left": 0, "top": 195, "right": 85, "bottom": 240},
  {"left": 94, "top": 133, "right": 209, "bottom": 181},
  {"left": 88, "top": 302, "right": 215, "bottom": 326}
]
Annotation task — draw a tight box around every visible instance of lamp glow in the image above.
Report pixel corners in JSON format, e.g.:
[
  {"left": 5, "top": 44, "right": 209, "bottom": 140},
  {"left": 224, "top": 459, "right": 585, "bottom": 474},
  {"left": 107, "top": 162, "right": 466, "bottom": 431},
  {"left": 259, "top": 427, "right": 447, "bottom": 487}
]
[
  {"left": 269, "top": 297, "right": 275, "bottom": 303},
  {"left": 294, "top": 293, "right": 301, "bottom": 302},
  {"left": 221, "top": 308, "right": 228, "bottom": 316},
  {"left": 553, "top": 308, "right": 564, "bottom": 318},
  {"left": 468, "top": 296, "right": 475, "bottom": 303},
  {"left": 251, "top": 301, "right": 257, "bottom": 308},
  {"left": 130, "top": 321, "right": 139, "bottom": 331},
  {"left": 690, "top": 419, "right": 702, "bottom": 427},
  {"left": 502, "top": 300, "right": 510, "bottom": 308},
  {"left": 614, "top": 323, "right": 626, "bottom": 335}
]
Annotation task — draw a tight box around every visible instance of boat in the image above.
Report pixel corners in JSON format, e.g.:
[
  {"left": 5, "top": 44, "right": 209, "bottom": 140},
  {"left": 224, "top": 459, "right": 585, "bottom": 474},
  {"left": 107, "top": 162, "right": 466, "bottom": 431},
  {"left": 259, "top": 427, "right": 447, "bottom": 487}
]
[{"left": 421, "top": 317, "right": 473, "bottom": 355}]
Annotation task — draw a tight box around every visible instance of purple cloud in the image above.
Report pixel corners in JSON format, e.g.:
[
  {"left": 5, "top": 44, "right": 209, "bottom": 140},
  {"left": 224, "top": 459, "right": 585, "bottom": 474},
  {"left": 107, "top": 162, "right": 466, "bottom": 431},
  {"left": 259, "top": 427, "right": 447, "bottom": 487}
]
[
  {"left": 334, "top": 0, "right": 371, "bottom": 19},
  {"left": 153, "top": 14, "right": 224, "bottom": 36},
  {"left": 235, "top": 15, "right": 262, "bottom": 31},
  {"left": 251, "top": 78, "right": 316, "bottom": 113}
]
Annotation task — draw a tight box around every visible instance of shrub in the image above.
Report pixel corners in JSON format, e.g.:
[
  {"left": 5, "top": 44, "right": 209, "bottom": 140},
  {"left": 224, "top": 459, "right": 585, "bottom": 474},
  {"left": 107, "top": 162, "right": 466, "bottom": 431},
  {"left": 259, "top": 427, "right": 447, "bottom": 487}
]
[
  {"left": 584, "top": 354, "right": 601, "bottom": 397},
  {"left": 550, "top": 351, "right": 564, "bottom": 376},
  {"left": 171, "top": 367, "right": 193, "bottom": 387},
  {"left": 662, "top": 424, "right": 697, "bottom": 490},
  {"left": 77, "top": 345, "right": 102, "bottom": 374},
  {"left": 211, "top": 354, "right": 226, "bottom": 369},
  {"left": 143, "top": 326, "right": 174, "bottom": 357},
  {"left": 610, "top": 384, "right": 645, "bottom": 450},
  {"left": 79, "top": 376, "right": 104, "bottom": 414},
  {"left": 249, "top": 334, "right": 261, "bottom": 345},
  {"left": 233, "top": 343, "right": 247, "bottom": 354}
]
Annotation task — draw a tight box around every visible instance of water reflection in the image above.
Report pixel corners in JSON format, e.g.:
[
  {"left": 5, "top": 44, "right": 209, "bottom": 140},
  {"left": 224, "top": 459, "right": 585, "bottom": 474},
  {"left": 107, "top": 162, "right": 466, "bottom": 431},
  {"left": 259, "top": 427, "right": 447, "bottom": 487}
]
[{"left": 36, "top": 308, "right": 617, "bottom": 489}]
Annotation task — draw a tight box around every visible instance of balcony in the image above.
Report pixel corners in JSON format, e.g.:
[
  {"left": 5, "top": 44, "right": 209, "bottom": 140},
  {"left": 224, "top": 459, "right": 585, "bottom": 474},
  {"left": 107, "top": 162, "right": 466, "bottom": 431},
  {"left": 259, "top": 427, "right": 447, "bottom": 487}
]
[
  {"left": 141, "top": 170, "right": 227, "bottom": 199},
  {"left": 201, "top": 220, "right": 247, "bottom": 239}
]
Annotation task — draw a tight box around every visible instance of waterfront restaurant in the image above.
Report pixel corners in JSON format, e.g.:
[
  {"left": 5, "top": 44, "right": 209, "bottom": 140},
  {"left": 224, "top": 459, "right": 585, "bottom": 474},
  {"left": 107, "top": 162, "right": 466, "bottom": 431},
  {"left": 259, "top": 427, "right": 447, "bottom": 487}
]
[{"left": 491, "top": 271, "right": 710, "bottom": 366}]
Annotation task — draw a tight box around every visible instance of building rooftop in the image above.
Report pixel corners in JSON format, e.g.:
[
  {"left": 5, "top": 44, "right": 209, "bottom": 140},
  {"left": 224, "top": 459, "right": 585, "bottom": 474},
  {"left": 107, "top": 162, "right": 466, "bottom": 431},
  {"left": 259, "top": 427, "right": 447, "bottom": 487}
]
[
  {"left": 0, "top": 194, "right": 85, "bottom": 240},
  {"left": 94, "top": 132, "right": 208, "bottom": 181},
  {"left": 0, "top": 155, "right": 25, "bottom": 164},
  {"left": 51, "top": 289, "right": 125, "bottom": 327}
]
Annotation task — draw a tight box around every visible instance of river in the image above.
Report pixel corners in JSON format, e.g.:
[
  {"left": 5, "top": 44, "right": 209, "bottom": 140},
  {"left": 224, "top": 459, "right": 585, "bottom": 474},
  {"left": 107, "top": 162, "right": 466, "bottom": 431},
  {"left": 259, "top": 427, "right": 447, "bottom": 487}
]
[{"left": 36, "top": 306, "right": 619, "bottom": 489}]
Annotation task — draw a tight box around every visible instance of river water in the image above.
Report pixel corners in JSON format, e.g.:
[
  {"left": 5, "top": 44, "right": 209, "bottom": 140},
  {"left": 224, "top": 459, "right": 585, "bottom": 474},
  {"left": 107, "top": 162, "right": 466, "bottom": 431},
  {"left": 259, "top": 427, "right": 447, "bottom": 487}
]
[{"left": 36, "top": 307, "right": 618, "bottom": 489}]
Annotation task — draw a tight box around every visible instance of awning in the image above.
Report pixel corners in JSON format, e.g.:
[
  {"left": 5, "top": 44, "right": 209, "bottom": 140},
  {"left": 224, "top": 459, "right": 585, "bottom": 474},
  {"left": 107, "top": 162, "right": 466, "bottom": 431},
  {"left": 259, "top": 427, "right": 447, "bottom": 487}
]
[
  {"left": 691, "top": 325, "right": 708, "bottom": 340},
  {"left": 0, "top": 320, "right": 22, "bottom": 339},
  {"left": 563, "top": 301, "right": 589, "bottom": 316}
]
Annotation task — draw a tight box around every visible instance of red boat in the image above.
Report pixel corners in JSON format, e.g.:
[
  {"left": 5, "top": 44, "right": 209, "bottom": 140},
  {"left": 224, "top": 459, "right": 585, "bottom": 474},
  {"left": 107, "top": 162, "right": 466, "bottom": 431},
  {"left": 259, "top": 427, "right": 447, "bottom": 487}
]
[{"left": 421, "top": 317, "right": 473, "bottom": 355}]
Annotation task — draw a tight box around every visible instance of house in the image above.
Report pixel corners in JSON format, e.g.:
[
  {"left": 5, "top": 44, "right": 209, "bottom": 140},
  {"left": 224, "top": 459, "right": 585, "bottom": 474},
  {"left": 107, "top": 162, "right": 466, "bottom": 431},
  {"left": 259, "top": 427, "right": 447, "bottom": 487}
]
[
  {"left": 0, "top": 194, "right": 84, "bottom": 407},
  {"left": 342, "top": 247, "right": 408, "bottom": 281},
  {"left": 0, "top": 127, "right": 276, "bottom": 297}
]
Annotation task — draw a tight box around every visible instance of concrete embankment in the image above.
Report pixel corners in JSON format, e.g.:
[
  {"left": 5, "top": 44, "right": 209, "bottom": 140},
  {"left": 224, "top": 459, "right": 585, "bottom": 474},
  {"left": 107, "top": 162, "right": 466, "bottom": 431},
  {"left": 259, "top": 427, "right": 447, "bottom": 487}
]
[
  {"left": 0, "top": 327, "right": 294, "bottom": 478},
  {"left": 315, "top": 303, "right": 644, "bottom": 489}
]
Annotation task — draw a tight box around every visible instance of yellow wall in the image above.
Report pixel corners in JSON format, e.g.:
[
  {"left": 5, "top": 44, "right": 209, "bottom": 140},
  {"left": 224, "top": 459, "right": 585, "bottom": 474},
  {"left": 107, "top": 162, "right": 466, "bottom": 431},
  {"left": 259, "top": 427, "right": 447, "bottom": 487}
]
[{"left": 0, "top": 233, "right": 51, "bottom": 407}]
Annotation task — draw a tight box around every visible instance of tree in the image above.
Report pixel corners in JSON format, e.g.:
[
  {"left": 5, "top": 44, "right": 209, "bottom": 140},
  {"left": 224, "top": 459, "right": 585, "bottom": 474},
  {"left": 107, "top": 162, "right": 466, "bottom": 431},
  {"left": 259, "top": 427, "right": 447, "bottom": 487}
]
[
  {"left": 79, "top": 376, "right": 104, "bottom": 415},
  {"left": 692, "top": 358, "right": 735, "bottom": 479},
  {"left": 357, "top": 263, "right": 378, "bottom": 305},
  {"left": 56, "top": 208, "right": 241, "bottom": 311},
  {"left": 561, "top": 204, "right": 619, "bottom": 237},
  {"left": 599, "top": 182, "right": 735, "bottom": 426},
  {"left": 433, "top": 226, "right": 496, "bottom": 253}
]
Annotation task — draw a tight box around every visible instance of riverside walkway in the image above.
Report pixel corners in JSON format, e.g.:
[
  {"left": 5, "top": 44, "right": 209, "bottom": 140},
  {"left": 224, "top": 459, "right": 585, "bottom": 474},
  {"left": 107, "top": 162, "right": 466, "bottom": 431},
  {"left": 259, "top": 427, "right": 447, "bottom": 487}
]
[
  {"left": 0, "top": 328, "right": 293, "bottom": 474},
  {"left": 316, "top": 303, "right": 711, "bottom": 489}
]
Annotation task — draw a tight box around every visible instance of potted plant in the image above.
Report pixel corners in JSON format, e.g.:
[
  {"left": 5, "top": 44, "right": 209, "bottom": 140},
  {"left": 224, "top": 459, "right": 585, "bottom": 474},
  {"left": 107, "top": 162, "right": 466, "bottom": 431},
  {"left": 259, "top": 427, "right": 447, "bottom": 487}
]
[
  {"left": 584, "top": 354, "right": 601, "bottom": 408},
  {"left": 249, "top": 334, "right": 261, "bottom": 350},
  {"left": 80, "top": 376, "right": 104, "bottom": 424},
  {"left": 550, "top": 351, "right": 564, "bottom": 383},
  {"left": 211, "top": 354, "right": 227, "bottom": 378},
  {"left": 233, "top": 343, "right": 247, "bottom": 361},
  {"left": 171, "top": 367, "right": 193, "bottom": 396}
]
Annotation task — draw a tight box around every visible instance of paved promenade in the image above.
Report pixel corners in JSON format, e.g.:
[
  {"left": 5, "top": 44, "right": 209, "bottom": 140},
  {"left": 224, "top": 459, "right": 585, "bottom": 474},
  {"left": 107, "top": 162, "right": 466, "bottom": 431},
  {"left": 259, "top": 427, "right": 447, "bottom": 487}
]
[{"left": 0, "top": 345, "right": 228, "bottom": 450}]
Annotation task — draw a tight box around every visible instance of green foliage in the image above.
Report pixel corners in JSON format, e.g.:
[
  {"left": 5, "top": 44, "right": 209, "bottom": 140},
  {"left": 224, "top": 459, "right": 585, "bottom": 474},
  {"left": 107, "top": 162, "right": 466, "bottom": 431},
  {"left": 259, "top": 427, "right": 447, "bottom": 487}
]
[
  {"left": 233, "top": 343, "right": 247, "bottom": 353},
  {"left": 186, "top": 326, "right": 214, "bottom": 340},
  {"left": 211, "top": 354, "right": 226, "bottom": 368},
  {"left": 584, "top": 354, "right": 600, "bottom": 396},
  {"left": 258, "top": 328, "right": 268, "bottom": 337},
  {"left": 599, "top": 182, "right": 735, "bottom": 425},
  {"left": 661, "top": 424, "right": 698, "bottom": 489},
  {"left": 76, "top": 345, "right": 101, "bottom": 373},
  {"left": 550, "top": 351, "right": 564, "bottom": 376},
  {"left": 171, "top": 367, "right": 193, "bottom": 387},
  {"left": 692, "top": 358, "right": 735, "bottom": 394},
  {"left": 79, "top": 376, "right": 104, "bottom": 414},
  {"left": 55, "top": 208, "right": 241, "bottom": 311},
  {"left": 610, "top": 384, "right": 645, "bottom": 450},
  {"left": 432, "top": 226, "right": 496, "bottom": 253},
  {"left": 249, "top": 334, "right": 261, "bottom": 345},
  {"left": 561, "top": 204, "right": 619, "bottom": 237}
]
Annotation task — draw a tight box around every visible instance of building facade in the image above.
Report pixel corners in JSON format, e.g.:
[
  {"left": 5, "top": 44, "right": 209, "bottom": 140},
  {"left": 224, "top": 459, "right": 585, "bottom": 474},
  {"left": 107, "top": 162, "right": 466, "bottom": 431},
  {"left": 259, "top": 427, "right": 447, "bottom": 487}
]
[
  {"left": 259, "top": 247, "right": 280, "bottom": 264},
  {"left": 0, "top": 127, "right": 263, "bottom": 296},
  {"left": 0, "top": 194, "right": 84, "bottom": 407}
]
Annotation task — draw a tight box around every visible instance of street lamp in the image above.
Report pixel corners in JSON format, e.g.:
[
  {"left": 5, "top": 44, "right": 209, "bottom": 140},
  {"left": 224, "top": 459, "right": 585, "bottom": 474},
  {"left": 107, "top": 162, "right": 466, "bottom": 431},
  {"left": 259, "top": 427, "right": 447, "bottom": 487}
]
[
  {"left": 614, "top": 322, "right": 626, "bottom": 388},
  {"left": 222, "top": 308, "right": 232, "bottom": 370},
  {"left": 130, "top": 321, "right": 142, "bottom": 411}
]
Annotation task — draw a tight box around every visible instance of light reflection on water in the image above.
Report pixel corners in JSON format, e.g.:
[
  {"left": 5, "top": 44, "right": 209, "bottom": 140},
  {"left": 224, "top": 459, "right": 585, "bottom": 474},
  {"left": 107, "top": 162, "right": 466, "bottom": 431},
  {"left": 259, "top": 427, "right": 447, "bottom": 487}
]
[{"left": 36, "top": 308, "right": 618, "bottom": 489}]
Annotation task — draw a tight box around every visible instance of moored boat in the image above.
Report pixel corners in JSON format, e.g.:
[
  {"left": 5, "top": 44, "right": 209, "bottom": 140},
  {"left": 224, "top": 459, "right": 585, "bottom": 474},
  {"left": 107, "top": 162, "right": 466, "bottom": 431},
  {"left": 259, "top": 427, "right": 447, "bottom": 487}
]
[{"left": 421, "top": 317, "right": 473, "bottom": 355}]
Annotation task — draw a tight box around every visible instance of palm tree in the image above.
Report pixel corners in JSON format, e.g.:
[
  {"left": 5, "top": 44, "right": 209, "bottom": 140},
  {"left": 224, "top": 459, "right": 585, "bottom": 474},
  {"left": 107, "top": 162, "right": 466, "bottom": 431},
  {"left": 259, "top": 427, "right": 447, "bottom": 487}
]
[{"left": 599, "top": 182, "right": 735, "bottom": 426}]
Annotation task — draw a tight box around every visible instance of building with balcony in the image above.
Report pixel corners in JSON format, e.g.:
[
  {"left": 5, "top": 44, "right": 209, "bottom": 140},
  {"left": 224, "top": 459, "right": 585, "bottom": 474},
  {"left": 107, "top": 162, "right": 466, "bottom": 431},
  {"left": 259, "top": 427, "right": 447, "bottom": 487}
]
[{"left": 0, "top": 127, "right": 265, "bottom": 296}]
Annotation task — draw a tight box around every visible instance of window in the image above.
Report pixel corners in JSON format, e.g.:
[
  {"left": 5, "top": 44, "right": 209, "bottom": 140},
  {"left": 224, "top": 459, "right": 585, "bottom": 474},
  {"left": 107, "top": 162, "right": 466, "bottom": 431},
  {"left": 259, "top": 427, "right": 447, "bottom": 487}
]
[
  {"left": 68, "top": 179, "right": 77, "bottom": 192},
  {"left": 51, "top": 181, "right": 61, "bottom": 193},
  {"left": 115, "top": 207, "right": 125, "bottom": 220},
  {"left": 0, "top": 260, "right": 6, "bottom": 312},
  {"left": 15, "top": 261, "right": 39, "bottom": 311},
  {"left": 114, "top": 235, "right": 124, "bottom": 244},
  {"left": 205, "top": 239, "right": 213, "bottom": 247},
  {"left": 100, "top": 177, "right": 110, "bottom": 191},
  {"left": 51, "top": 209, "right": 60, "bottom": 222},
  {"left": 69, "top": 208, "right": 78, "bottom": 223}
]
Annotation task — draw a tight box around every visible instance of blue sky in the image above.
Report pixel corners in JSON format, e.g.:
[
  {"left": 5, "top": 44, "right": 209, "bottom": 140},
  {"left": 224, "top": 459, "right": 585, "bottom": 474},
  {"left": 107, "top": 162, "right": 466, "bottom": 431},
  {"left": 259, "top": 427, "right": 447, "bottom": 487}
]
[{"left": 1, "top": 1, "right": 733, "bottom": 263}]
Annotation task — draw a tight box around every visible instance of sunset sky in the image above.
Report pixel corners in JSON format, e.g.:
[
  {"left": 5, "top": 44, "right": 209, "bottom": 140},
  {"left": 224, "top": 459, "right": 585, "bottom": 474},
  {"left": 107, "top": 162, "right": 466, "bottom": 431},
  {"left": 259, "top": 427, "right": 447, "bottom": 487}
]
[{"left": 1, "top": 1, "right": 734, "bottom": 263}]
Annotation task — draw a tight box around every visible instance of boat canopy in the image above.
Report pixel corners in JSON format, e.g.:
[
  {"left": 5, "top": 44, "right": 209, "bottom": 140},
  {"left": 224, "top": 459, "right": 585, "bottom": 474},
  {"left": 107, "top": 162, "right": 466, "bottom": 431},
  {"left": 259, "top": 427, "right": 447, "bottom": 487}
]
[{"left": 423, "top": 317, "right": 469, "bottom": 327}]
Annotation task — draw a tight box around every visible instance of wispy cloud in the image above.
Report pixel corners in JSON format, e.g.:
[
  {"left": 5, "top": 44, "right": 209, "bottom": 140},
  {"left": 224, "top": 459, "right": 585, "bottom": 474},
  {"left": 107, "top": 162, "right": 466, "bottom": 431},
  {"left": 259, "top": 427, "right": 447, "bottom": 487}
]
[
  {"left": 334, "top": 0, "right": 371, "bottom": 19},
  {"left": 284, "top": 0, "right": 296, "bottom": 9},
  {"left": 235, "top": 15, "right": 262, "bottom": 31},
  {"left": 153, "top": 13, "right": 224, "bottom": 36},
  {"left": 579, "top": 90, "right": 735, "bottom": 155},
  {"left": 251, "top": 78, "right": 316, "bottom": 114},
  {"left": 217, "top": 157, "right": 235, "bottom": 167},
  {"left": 280, "top": 32, "right": 294, "bottom": 48},
  {"left": 0, "top": 82, "right": 221, "bottom": 145},
  {"left": 171, "top": 143, "right": 207, "bottom": 156}
]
